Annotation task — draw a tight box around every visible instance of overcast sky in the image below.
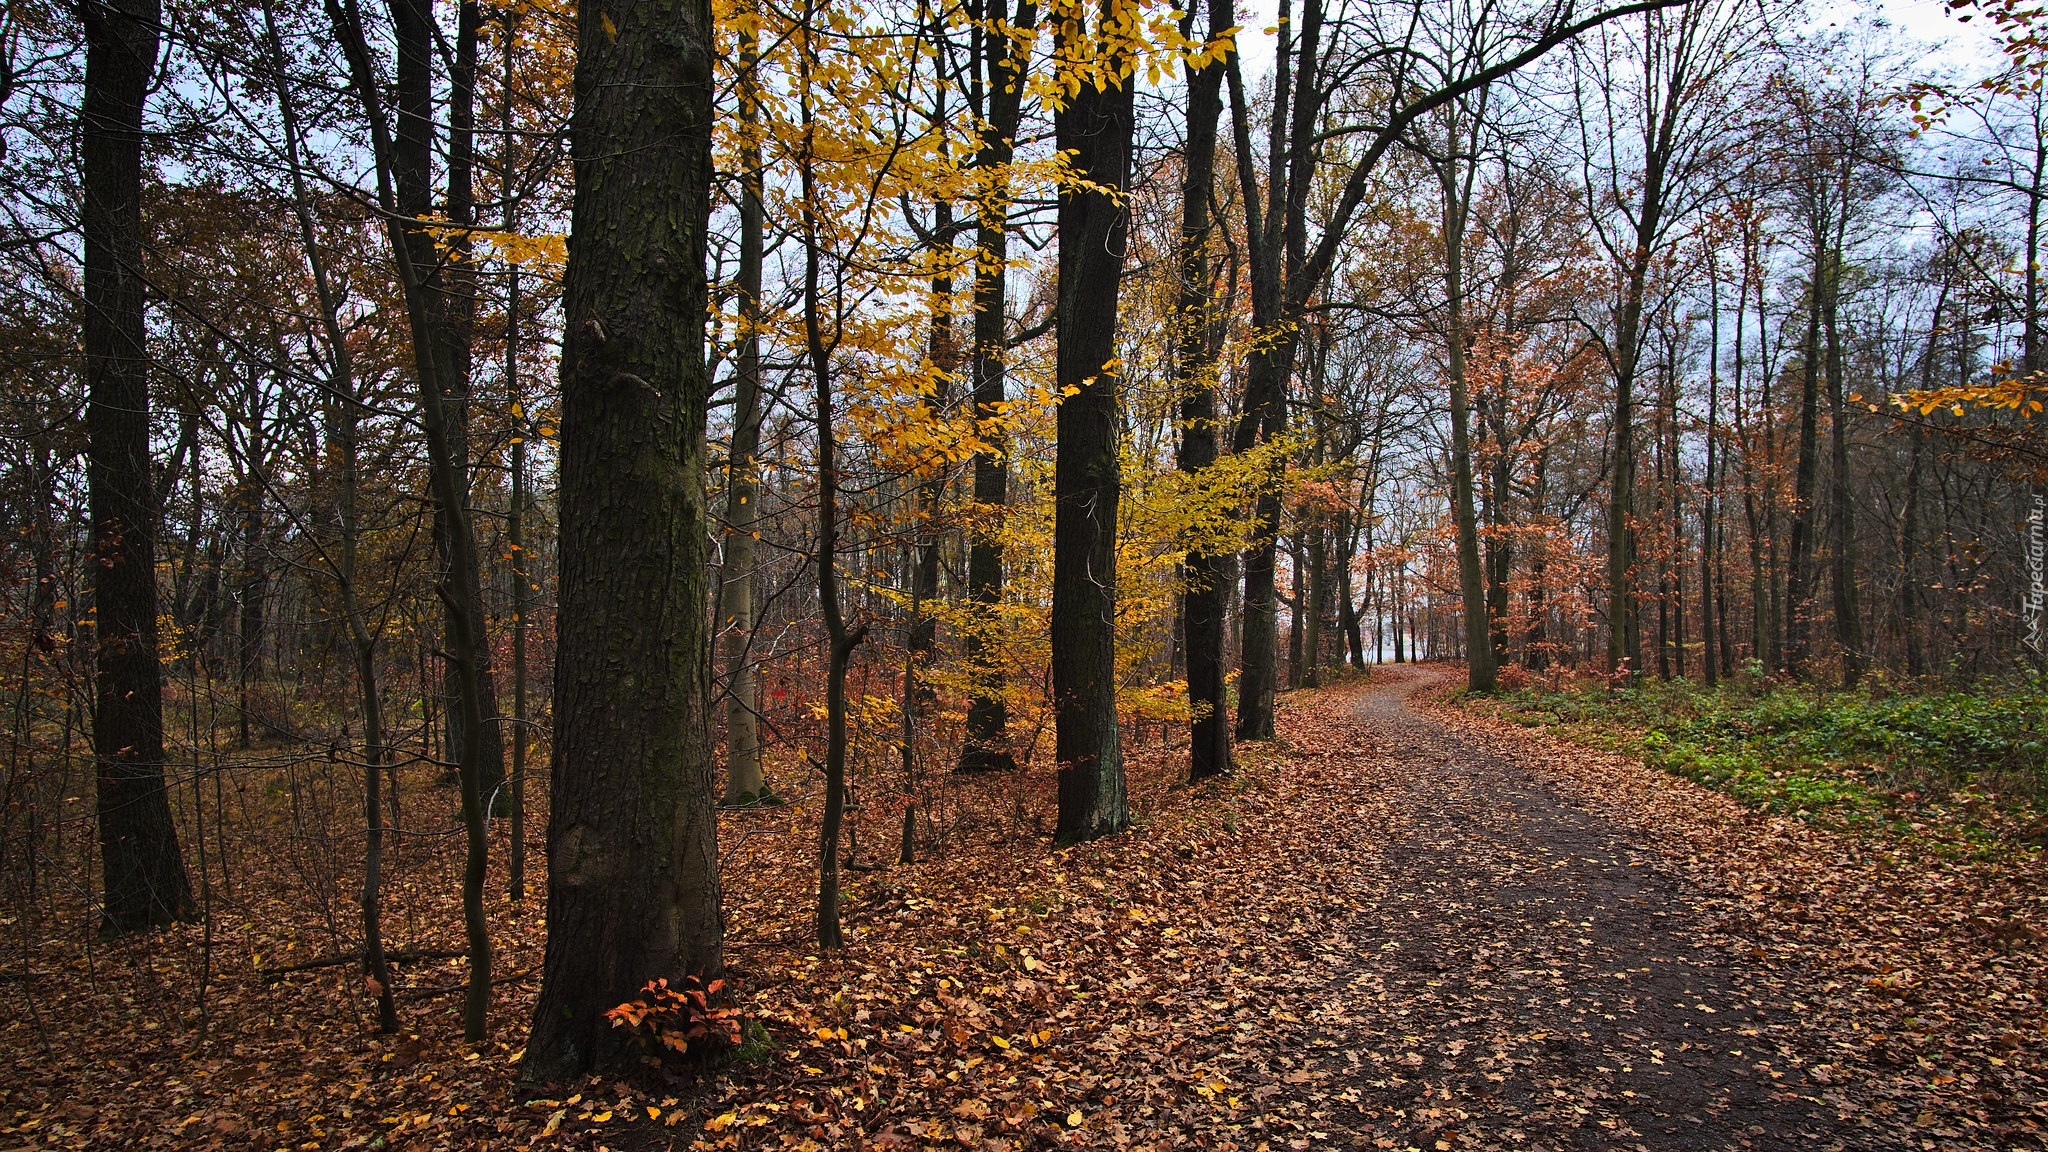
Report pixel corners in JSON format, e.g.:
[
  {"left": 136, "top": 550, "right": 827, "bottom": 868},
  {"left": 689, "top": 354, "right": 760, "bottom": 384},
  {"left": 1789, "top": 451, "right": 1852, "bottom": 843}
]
[{"left": 1224, "top": 0, "right": 2008, "bottom": 89}]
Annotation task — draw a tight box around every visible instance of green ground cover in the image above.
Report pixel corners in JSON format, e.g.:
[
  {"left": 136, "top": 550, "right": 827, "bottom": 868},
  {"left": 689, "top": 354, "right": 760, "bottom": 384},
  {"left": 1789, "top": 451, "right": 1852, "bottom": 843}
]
[{"left": 1478, "top": 674, "right": 2048, "bottom": 857}]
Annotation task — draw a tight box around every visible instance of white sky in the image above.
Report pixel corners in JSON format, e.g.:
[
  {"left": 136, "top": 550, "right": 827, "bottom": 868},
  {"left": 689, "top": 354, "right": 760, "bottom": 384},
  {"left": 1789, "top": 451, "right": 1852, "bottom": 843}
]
[{"left": 1225, "top": 0, "right": 2008, "bottom": 89}]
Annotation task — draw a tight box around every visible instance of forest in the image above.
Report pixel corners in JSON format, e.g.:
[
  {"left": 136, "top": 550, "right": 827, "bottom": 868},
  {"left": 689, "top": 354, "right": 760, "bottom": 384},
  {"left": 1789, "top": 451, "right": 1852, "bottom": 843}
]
[{"left": 6, "top": 0, "right": 2048, "bottom": 1146}]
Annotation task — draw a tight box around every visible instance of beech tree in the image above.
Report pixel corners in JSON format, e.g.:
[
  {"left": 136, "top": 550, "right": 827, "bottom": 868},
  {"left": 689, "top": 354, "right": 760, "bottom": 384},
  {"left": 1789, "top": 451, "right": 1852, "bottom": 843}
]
[
  {"left": 521, "top": 0, "right": 724, "bottom": 1081},
  {"left": 82, "top": 0, "right": 196, "bottom": 935}
]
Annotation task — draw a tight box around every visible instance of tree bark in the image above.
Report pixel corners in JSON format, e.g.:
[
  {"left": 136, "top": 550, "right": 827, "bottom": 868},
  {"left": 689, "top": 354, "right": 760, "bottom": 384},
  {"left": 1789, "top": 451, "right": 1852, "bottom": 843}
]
[
  {"left": 721, "top": 14, "right": 768, "bottom": 804},
  {"left": 1051, "top": 2, "right": 1133, "bottom": 844},
  {"left": 1177, "top": 0, "right": 1233, "bottom": 780},
  {"left": 430, "top": 0, "right": 508, "bottom": 810},
  {"left": 958, "top": 0, "right": 1037, "bottom": 773},
  {"left": 519, "top": 0, "right": 723, "bottom": 1082},
  {"left": 1784, "top": 272, "right": 1822, "bottom": 676},
  {"left": 83, "top": 0, "right": 197, "bottom": 936}
]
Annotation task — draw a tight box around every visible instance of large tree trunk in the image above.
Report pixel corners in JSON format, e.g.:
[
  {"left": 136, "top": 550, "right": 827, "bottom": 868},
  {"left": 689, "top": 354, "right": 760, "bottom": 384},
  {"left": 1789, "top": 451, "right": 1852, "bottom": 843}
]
[
  {"left": 957, "top": 0, "right": 1038, "bottom": 773},
  {"left": 1177, "top": 0, "right": 1233, "bottom": 780},
  {"left": 519, "top": 0, "right": 723, "bottom": 1082},
  {"left": 1051, "top": 5, "right": 1133, "bottom": 845},
  {"left": 83, "top": 0, "right": 197, "bottom": 936}
]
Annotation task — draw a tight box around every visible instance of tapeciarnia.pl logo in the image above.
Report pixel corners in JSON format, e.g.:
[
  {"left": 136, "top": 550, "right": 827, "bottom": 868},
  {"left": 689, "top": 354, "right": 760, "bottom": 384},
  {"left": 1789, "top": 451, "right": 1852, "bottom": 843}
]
[{"left": 2028, "top": 490, "right": 2046, "bottom": 657}]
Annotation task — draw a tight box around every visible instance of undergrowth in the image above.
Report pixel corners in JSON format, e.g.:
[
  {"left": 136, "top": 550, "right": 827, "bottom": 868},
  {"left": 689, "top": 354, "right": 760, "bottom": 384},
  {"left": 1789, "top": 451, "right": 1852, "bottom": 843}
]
[{"left": 1475, "top": 673, "right": 2048, "bottom": 858}]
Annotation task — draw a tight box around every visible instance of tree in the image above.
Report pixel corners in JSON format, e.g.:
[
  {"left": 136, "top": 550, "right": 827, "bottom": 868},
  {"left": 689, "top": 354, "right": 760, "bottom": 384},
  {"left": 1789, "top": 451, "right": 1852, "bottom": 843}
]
[
  {"left": 720, "top": 9, "right": 770, "bottom": 805},
  {"left": 520, "top": 0, "right": 724, "bottom": 1081},
  {"left": 327, "top": 0, "right": 496, "bottom": 1044},
  {"left": 958, "top": 0, "right": 1041, "bottom": 774},
  {"left": 82, "top": 0, "right": 197, "bottom": 935},
  {"left": 1570, "top": 0, "right": 1755, "bottom": 681},
  {"left": 1177, "top": 0, "right": 1235, "bottom": 778},
  {"left": 1052, "top": 0, "right": 1137, "bottom": 843}
]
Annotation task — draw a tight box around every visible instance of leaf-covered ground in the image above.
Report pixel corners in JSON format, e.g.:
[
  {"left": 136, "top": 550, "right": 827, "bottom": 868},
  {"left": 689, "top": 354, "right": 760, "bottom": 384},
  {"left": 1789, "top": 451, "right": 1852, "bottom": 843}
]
[{"left": 4, "top": 665, "right": 2044, "bottom": 1150}]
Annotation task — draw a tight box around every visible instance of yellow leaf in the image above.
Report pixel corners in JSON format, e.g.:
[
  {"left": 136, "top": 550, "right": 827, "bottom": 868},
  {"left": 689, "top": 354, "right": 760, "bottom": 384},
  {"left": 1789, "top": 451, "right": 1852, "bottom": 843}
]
[
  {"left": 592, "top": 1110, "right": 613, "bottom": 1123},
  {"left": 600, "top": 11, "right": 617, "bottom": 41},
  {"left": 1067, "top": 1111, "right": 1084, "bottom": 1128},
  {"left": 991, "top": 1034, "right": 1011, "bottom": 1049}
]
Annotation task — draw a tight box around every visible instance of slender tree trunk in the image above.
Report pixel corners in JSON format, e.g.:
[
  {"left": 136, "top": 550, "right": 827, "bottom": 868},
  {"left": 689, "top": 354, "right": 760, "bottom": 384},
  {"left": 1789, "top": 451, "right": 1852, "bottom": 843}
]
[
  {"left": 1603, "top": 153, "right": 1665, "bottom": 683},
  {"left": 1823, "top": 250, "right": 1864, "bottom": 685},
  {"left": 515, "top": 0, "right": 722, "bottom": 1081},
  {"left": 1899, "top": 285, "right": 1944, "bottom": 678},
  {"left": 1439, "top": 153, "right": 1495, "bottom": 693},
  {"left": 1702, "top": 269, "right": 1719, "bottom": 687},
  {"left": 502, "top": 10, "right": 530, "bottom": 897},
  {"left": 1051, "top": 2, "right": 1133, "bottom": 844},
  {"left": 83, "top": 0, "right": 196, "bottom": 936},
  {"left": 958, "top": 0, "right": 1038, "bottom": 773},
  {"left": 802, "top": 71, "right": 866, "bottom": 945},
  {"left": 721, "top": 16, "right": 768, "bottom": 804},
  {"left": 362, "top": 0, "right": 494, "bottom": 1041},
  {"left": 433, "top": 0, "right": 508, "bottom": 811},
  {"left": 265, "top": 0, "right": 392, "bottom": 1023},
  {"left": 1177, "top": 0, "right": 1232, "bottom": 780},
  {"left": 1286, "top": 533, "right": 1306, "bottom": 689},
  {"left": 1784, "top": 274, "right": 1822, "bottom": 677}
]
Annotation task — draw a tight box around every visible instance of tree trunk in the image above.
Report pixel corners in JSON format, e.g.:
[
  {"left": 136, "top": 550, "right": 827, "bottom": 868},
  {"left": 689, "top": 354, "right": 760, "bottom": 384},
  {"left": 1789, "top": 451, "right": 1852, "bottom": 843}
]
[
  {"left": 1784, "top": 274, "right": 1822, "bottom": 677},
  {"left": 1177, "top": 0, "right": 1232, "bottom": 780},
  {"left": 1822, "top": 247, "right": 1864, "bottom": 685},
  {"left": 1439, "top": 155, "right": 1495, "bottom": 693},
  {"left": 83, "top": 0, "right": 197, "bottom": 936},
  {"left": 801, "top": 44, "right": 866, "bottom": 943},
  {"left": 721, "top": 15, "right": 768, "bottom": 804},
  {"left": 517, "top": 0, "right": 722, "bottom": 1082},
  {"left": 957, "top": 0, "right": 1038, "bottom": 774},
  {"left": 265, "top": 0, "right": 393, "bottom": 1024},
  {"left": 433, "top": 0, "right": 508, "bottom": 811},
  {"left": 502, "top": 9, "right": 530, "bottom": 898},
  {"left": 1051, "top": 4, "right": 1133, "bottom": 845}
]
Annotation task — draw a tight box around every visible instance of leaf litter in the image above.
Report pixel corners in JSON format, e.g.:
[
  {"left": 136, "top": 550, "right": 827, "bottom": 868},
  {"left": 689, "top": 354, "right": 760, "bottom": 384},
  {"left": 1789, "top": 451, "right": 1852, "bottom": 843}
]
[{"left": 3, "top": 664, "right": 2042, "bottom": 1150}]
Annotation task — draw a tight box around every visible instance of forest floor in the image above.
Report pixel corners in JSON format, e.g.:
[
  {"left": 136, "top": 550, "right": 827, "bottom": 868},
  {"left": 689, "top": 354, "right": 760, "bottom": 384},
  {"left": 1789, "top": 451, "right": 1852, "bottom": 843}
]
[{"left": 5, "top": 665, "right": 2047, "bottom": 1151}]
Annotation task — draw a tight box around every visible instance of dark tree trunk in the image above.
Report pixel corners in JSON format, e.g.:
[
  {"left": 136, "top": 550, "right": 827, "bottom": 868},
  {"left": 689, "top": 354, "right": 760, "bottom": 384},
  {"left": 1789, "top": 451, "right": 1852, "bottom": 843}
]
[
  {"left": 1287, "top": 534, "right": 1306, "bottom": 689},
  {"left": 1822, "top": 250, "right": 1864, "bottom": 686},
  {"left": 83, "top": 0, "right": 197, "bottom": 936},
  {"left": 358, "top": 0, "right": 495, "bottom": 1042},
  {"left": 721, "top": 16, "right": 767, "bottom": 803},
  {"left": 1177, "top": 0, "right": 1232, "bottom": 780},
  {"left": 518, "top": 0, "right": 723, "bottom": 1082},
  {"left": 1051, "top": 4, "right": 1132, "bottom": 844},
  {"left": 1784, "top": 281, "right": 1822, "bottom": 676},
  {"left": 958, "top": 0, "right": 1038, "bottom": 773},
  {"left": 430, "top": 0, "right": 507, "bottom": 809}
]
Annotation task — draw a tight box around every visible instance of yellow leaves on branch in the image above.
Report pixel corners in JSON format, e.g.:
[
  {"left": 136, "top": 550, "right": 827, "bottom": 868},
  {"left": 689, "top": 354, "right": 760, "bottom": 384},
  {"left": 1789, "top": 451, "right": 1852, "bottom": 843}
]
[
  {"left": 422, "top": 221, "right": 567, "bottom": 272},
  {"left": 1893, "top": 370, "right": 2048, "bottom": 419},
  {"left": 1039, "top": 0, "right": 1238, "bottom": 105}
]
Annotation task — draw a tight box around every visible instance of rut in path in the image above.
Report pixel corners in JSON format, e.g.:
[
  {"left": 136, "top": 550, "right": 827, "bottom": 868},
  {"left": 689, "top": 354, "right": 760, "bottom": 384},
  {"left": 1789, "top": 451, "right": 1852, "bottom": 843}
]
[{"left": 1236, "top": 668, "right": 1872, "bottom": 1152}]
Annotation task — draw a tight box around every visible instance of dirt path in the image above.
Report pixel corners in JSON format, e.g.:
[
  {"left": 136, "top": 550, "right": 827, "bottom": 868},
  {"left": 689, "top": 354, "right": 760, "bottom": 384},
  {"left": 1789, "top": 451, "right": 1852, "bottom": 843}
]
[{"left": 1240, "top": 667, "right": 1876, "bottom": 1151}]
